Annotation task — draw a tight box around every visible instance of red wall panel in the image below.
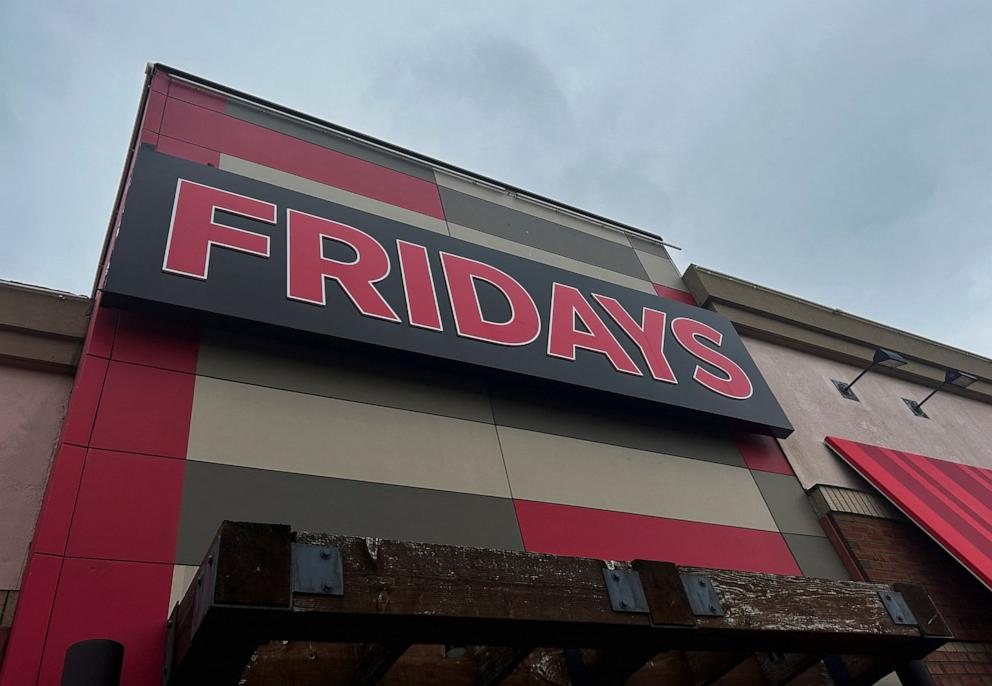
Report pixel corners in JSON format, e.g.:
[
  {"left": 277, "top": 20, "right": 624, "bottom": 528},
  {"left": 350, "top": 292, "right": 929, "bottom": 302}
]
[
  {"left": 88, "top": 361, "right": 195, "bottom": 459},
  {"left": 736, "top": 433, "right": 794, "bottom": 475},
  {"left": 155, "top": 135, "right": 220, "bottom": 167},
  {"left": 514, "top": 500, "right": 802, "bottom": 575},
  {"left": 652, "top": 283, "right": 696, "bottom": 305},
  {"left": 58, "top": 355, "right": 109, "bottom": 447},
  {"left": 31, "top": 445, "right": 87, "bottom": 557},
  {"left": 36, "top": 558, "right": 173, "bottom": 686},
  {"left": 111, "top": 312, "right": 199, "bottom": 374},
  {"left": 65, "top": 449, "right": 185, "bottom": 564},
  {"left": 0, "top": 555, "right": 62, "bottom": 686}
]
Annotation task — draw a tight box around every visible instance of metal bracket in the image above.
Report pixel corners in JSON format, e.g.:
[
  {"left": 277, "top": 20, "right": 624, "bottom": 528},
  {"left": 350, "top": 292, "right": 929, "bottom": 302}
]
[
  {"left": 292, "top": 543, "right": 343, "bottom": 596},
  {"left": 879, "top": 591, "right": 918, "bottom": 626},
  {"left": 832, "top": 379, "right": 860, "bottom": 402},
  {"left": 902, "top": 398, "right": 929, "bottom": 419},
  {"left": 602, "top": 568, "right": 649, "bottom": 613},
  {"left": 680, "top": 574, "right": 724, "bottom": 617}
]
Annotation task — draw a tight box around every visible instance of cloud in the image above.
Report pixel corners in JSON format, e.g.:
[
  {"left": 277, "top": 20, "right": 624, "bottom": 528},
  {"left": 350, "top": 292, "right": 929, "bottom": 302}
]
[{"left": 1, "top": 0, "right": 990, "bottom": 356}]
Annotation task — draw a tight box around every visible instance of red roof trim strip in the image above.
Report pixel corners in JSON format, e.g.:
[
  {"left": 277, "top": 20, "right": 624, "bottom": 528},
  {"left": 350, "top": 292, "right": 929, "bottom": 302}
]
[{"left": 826, "top": 436, "right": 992, "bottom": 590}]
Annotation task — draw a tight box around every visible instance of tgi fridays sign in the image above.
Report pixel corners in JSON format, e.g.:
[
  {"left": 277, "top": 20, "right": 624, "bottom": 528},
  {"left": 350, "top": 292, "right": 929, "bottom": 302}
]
[{"left": 105, "top": 149, "right": 793, "bottom": 436}]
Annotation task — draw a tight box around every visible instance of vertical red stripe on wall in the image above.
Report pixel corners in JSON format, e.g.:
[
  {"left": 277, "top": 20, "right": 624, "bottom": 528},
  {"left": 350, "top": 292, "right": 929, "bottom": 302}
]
[
  {"left": 30, "top": 445, "right": 87, "bottom": 557},
  {"left": 85, "top": 304, "right": 118, "bottom": 359},
  {"left": 58, "top": 355, "right": 109, "bottom": 446},
  {"left": 0, "top": 309, "right": 198, "bottom": 686},
  {"left": 36, "top": 558, "right": 174, "bottom": 686},
  {"left": 88, "top": 361, "right": 195, "bottom": 458},
  {"left": 0, "top": 555, "right": 62, "bottom": 686},
  {"left": 514, "top": 500, "right": 802, "bottom": 575},
  {"left": 65, "top": 449, "right": 185, "bottom": 564},
  {"left": 111, "top": 311, "right": 198, "bottom": 373}
]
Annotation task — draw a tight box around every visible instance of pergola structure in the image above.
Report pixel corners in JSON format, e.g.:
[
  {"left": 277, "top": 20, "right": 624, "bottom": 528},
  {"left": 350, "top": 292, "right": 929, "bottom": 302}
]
[{"left": 163, "top": 522, "right": 951, "bottom": 685}]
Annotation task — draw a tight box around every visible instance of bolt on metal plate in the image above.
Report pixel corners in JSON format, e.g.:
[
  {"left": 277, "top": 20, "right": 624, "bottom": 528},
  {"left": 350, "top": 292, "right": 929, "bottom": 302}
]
[
  {"left": 292, "top": 543, "right": 343, "bottom": 596},
  {"left": 879, "top": 591, "right": 918, "bottom": 626},
  {"left": 602, "top": 568, "right": 649, "bottom": 613},
  {"left": 680, "top": 574, "right": 724, "bottom": 617}
]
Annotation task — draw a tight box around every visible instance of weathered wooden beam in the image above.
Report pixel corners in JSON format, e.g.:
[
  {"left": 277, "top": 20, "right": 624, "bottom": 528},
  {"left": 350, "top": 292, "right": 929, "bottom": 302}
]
[
  {"left": 347, "top": 642, "right": 410, "bottom": 685},
  {"left": 163, "top": 522, "right": 948, "bottom": 685},
  {"left": 472, "top": 645, "right": 533, "bottom": 686}
]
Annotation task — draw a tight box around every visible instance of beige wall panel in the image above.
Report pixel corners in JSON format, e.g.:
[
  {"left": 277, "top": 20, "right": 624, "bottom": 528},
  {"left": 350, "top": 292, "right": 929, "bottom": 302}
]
[
  {"left": 434, "top": 170, "right": 631, "bottom": 246},
  {"left": 219, "top": 155, "right": 450, "bottom": 235},
  {"left": 197, "top": 330, "right": 495, "bottom": 424},
  {"left": 168, "top": 565, "right": 198, "bottom": 616},
  {"left": 634, "top": 250, "right": 685, "bottom": 290},
  {"left": 497, "top": 426, "right": 777, "bottom": 531},
  {"left": 745, "top": 337, "right": 992, "bottom": 490},
  {"left": 188, "top": 376, "right": 510, "bottom": 497},
  {"left": 448, "top": 223, "right": 655, "bottom": 294}
]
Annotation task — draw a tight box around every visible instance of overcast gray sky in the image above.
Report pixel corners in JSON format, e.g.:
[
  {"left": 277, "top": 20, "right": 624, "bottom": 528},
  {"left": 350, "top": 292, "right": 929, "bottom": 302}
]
[{"left": 2, "top": 1, "right": 991, "bottom": 355}]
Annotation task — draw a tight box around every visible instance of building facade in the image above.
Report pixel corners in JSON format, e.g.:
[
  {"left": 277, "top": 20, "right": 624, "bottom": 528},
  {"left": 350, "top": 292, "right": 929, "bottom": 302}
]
[
  {"left": 0, "top": 65, "right": 988, "bottom": 685},
  {"left": 685, "top": 266, "right": 992, "bottom": 685}
]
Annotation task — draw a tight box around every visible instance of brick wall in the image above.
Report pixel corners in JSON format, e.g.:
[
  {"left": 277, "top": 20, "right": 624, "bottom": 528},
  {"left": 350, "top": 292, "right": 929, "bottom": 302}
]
[{"left": 826, "top": 511, "right": 992, "bottom": 684}]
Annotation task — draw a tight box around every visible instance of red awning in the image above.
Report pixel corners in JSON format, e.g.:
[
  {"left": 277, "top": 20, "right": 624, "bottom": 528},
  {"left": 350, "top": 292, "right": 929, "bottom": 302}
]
[{"left": 826, "top": 436, "right": 992, "bottom": 591}]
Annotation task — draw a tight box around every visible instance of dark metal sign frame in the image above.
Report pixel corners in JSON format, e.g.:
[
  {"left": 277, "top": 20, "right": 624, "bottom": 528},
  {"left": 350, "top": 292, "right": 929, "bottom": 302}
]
[{"left": 105, "top": 149, "right": 793, "bottom": 437}]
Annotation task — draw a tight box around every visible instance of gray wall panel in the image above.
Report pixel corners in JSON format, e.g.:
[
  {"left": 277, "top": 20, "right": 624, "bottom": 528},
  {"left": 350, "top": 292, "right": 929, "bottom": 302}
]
[
  {"left": 439, "top": 187, "right": 650, "bottom": 279},
  {"left": 634, "top": 250, "right": 685, "bottom": 289},
  {"left": 489, "top": 384, "right": 745, "bottom": 467},
  {"left": 197, "top": 329, "right": 494, "bottom": 424},
  {"left": 448, "top": 223, "right": 655, "bottom": 294},
  {"left": 176, "top": 461, "right": 524, "bottom": 564},
  {"left": 783, "top": 533, "right": 850, "bottom": 580},
  {"left": 627, "top": 234, "right": 672, "bottom": 260},
  {"left": 751, "top": 471, "right": 825, "bottom": 536},
  {"left": 225, "top": 100, "right": 438, "bottom": 182}
]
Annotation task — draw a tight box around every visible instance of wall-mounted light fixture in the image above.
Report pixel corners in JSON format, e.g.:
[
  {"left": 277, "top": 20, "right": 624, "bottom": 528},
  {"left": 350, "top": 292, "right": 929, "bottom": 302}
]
[
  {"left": 832, "top": 348, "right": 908, "bottom": 401},
  {"left": 904, "top": 369, "right": 978, "bottom": 418}
]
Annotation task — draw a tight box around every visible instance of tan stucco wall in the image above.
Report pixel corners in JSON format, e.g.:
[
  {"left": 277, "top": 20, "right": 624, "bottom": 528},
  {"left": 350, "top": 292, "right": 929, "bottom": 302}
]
[
  {"left": 0, "top": 366, "right": 73, "bottom": 588},
  {"left": 745, "top": 337, "right": 992, "bottom": 491}
]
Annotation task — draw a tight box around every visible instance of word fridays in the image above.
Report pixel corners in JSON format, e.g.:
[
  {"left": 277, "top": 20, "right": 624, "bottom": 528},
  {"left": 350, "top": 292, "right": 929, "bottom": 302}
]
[{"left": 161, "top": 179, "right": 753, "bottom": 400}]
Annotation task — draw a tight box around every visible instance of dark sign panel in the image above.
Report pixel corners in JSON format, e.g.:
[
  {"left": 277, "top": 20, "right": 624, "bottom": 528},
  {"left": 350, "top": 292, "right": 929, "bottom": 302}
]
[{"left": 105, "top": 148, "right": 794, "bottom": 436}]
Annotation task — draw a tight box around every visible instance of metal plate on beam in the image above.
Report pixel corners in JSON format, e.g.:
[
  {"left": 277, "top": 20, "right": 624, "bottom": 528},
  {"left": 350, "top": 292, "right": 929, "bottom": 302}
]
[
  {"left": 878, "top": 591, "right": 917, "bottom": 626},
  {"left": 602, "top": 568, "right": 649, "bottom": 613},
  {"left": 681, "top": 574, "right": 724, "bottom": 617},
  {"left": 292, "top": 543, "right": 343, "bottom": 596}
]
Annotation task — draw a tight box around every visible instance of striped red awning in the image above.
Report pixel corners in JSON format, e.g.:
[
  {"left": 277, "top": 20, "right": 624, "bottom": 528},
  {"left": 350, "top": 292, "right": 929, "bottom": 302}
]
[{"left": 826, "top": 436, "right": 992, "bottom": 590}]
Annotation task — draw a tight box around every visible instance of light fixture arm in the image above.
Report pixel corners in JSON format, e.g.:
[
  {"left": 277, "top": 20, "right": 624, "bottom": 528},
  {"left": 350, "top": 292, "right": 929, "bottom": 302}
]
[
  {"left": 842, "top": 361, "right": 876, "bottom": 393},
  {"left": 914, "top": 382, "right": 946, "bottom": 410}
]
